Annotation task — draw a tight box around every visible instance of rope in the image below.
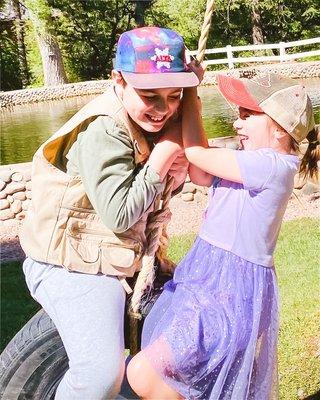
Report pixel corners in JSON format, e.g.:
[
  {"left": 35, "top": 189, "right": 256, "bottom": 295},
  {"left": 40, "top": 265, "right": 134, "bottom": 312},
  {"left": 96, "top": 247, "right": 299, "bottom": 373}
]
[
  {"left": 128, "top": 3, "right": 216, "bottom": 351},
  {"left": 130, "top": 175, "right": 174, "bottom": 320},
  {"left": 196, "top": 0, "right": 216, "bottom": 64}
]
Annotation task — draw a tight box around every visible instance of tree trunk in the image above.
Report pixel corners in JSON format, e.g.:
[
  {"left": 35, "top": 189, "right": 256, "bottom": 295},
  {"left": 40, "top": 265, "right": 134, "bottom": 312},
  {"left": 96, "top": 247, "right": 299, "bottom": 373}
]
[
  {"left": 37, "top": 32, "right": 67, "bottom": 86},
  {"left": 251, "top": 0, "right": 264, "bottom": 45},
  {"left": 12, "top": 0, "right": 29, "bottom": 87},
  {"left": 25, "top": 0, "right": 68, "bottom": 86}
]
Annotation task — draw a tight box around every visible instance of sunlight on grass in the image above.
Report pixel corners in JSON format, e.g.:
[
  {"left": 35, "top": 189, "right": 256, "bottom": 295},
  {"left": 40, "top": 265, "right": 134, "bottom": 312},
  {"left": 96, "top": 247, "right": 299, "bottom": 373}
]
[
  {"left": 168, "top": 218, "right": 320, "bottom": 400},
  {"left": 1, "top": 218, "right": 319, "bottom": 398}
]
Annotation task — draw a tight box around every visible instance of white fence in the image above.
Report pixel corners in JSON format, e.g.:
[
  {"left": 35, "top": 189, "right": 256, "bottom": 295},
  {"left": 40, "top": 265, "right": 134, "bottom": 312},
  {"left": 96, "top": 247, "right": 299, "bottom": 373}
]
[{"left": 187, "top": 37, "right": 320, "bottom": 68}]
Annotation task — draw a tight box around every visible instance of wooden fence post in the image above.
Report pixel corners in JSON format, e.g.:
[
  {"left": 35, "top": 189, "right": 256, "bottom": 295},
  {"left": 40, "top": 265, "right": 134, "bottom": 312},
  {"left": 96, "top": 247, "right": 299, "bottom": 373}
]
[
  {"left": 279, "top": 42, "right": 286, "bottom": 62},
  {"left": 226, "top": 45, "right": 234, "bottom": 69}
]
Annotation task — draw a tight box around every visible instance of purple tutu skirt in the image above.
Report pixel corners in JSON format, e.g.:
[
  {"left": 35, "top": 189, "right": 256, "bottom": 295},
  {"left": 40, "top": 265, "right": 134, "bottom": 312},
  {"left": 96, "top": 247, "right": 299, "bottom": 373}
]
[{"left": 141, "top": 237, "right": 279, "bottom": 399}]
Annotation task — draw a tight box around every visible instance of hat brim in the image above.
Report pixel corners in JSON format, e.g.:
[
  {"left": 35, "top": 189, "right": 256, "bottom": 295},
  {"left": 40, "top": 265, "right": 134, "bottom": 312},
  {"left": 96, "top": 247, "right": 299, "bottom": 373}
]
[
  {"left": 122, "top": 71, "right": 199, "bottom": 89},
  {"left": 216, "top": 74, "right": 263, "bottom": 112}
]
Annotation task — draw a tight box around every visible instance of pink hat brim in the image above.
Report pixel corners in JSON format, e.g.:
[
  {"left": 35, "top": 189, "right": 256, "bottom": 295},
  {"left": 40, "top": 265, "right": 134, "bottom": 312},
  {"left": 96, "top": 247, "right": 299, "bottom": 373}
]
[
  {"left": 216, "top": 74, "right": 263, "bottom": 112},
  {"left": 122, "top": 71, "right": 199, "bottom": 89}
]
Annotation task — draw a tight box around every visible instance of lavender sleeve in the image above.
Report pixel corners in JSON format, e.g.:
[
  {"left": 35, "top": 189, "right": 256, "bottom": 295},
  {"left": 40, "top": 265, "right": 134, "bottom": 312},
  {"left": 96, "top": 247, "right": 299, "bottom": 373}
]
[{"left": 235, "top": 149, "right": 276, "bottom": 191}]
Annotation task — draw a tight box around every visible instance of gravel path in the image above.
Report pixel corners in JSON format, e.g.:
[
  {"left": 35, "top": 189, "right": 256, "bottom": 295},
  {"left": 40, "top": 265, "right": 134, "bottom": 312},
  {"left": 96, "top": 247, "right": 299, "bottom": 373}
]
[
  {"left": 167, "top": 192, "right": 319, "bottom": 236},
  {"left": 1, "top": 193, "right": 318, "bottom": 264}
]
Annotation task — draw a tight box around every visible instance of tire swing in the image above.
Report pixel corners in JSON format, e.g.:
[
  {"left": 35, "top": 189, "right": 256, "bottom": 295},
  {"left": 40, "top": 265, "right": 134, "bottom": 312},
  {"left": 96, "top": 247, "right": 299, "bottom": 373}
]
[{"left": 0, "top": 3, "right": 215, "bottom": 399}]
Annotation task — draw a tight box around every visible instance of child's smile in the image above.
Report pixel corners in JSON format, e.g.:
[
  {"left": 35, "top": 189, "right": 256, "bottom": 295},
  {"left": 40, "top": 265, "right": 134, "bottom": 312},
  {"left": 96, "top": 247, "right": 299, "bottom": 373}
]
[
  {"left": 233, "top": 107, "right": 277, "bottom": 151},
  {"left": 117, "top": 82, "right": 182, "bottom": 133}
]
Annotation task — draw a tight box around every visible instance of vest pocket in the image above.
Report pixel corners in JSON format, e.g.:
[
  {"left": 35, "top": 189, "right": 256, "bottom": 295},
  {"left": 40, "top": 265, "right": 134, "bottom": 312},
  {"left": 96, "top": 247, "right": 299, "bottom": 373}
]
[{"left": 63, "top": 217, "right": 142, "bottom": 277}]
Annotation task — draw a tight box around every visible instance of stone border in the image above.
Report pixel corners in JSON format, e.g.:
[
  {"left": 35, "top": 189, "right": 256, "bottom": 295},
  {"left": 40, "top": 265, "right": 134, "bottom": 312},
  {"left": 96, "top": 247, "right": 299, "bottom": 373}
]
[
  {"left": 1, "top": 61, "right": 319, "bottom": 108},
  {"left": 1, "top": 136, "right": 318, "bottom": 226}
]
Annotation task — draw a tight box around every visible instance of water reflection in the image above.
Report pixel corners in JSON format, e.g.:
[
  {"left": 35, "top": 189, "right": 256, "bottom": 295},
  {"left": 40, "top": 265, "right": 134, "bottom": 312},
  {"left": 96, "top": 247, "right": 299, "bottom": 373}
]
[{"left": 1, "top": 80, "right": 319, "bottom": 165}]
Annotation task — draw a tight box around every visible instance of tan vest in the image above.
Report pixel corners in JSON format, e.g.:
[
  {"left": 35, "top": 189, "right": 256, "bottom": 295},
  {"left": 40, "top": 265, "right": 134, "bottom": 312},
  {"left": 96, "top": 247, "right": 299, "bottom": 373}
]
[{"left": 20, "top": 86, "right": 162, "bottom": 281}]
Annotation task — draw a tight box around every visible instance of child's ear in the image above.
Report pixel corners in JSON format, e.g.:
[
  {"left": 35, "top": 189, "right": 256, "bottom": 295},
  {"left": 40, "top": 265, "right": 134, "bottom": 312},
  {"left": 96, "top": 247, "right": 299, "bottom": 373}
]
[
  {"left": 111, "top": 70, "right": 125, "bottom": 87},
  {"left": 273, "top": 126, "right": 287, "bottom": 140}
]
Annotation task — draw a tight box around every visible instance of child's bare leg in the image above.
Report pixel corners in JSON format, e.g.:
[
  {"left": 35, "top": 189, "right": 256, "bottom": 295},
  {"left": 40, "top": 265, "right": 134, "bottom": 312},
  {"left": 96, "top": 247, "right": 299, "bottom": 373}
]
[{"left": 127, "top": 351, "right": 184, "bottom": 400}]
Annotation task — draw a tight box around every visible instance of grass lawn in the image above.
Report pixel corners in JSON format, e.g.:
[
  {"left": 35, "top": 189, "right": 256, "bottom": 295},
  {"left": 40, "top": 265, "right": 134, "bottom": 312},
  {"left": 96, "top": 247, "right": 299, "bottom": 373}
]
[{"left": 1, "top": 218, "right": 319, "bottom": 399}]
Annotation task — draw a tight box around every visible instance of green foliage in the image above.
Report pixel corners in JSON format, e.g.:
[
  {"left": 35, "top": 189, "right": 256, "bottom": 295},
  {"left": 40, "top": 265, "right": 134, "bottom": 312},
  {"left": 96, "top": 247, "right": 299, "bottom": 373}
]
[
  {"left": 47, "top": 0, "right": 136, "bottom": 81},
  {"left": 2, "top": 0, "right": 320, "bottom": 89},
  {"left": 146, "top": 0, "right": 206, "bottom": 49},
  {"left": 0, "top": 22, "right": 22, "bottom": 90},
  {"left": 24, "top": 21, "right": 44, "bottom": 87}
]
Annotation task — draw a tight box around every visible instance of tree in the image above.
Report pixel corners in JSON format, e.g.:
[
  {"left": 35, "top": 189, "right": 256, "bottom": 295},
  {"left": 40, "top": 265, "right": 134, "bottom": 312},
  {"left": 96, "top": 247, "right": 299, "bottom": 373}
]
[
  {"left": 48, "top": 0, "right": 136, "bottom": 81},
  {"left": 24, "top": 0, "right": 67, "bottom": 86},
  {"left": 12, "top": 0, "right": 30, "bottom": 86},
  {"left": 250, "top": 0, "right": 264, "bottom": 44}
]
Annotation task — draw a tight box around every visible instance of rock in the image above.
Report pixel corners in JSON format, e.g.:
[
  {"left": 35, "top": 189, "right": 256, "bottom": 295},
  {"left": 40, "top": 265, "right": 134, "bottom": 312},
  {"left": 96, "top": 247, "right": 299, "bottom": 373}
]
[
  {"left": 22, "top": 199, "right": 31, "bottom": 211},
  {"left": 211, "top": 139, "right": 226, "bottom": 148},
  {"left": 0, "top": 199, "right": 10, "bottom": 210},
  {"left": 181, "top": 193, "right": 194, "bottom": 202},
  {"left": 26, "top": 190, "right": 32, "bottom": 199},
  {"left": 0, "top": 208, "right": 15, "bottom": 221},
  {"left": 11, "top": 172, "right": 23, "bottom": 182},
  {"left": 5, "top": 181, "right": 26, "bottom": 195},
  {"left": 308, "top": 191, "right": 320, "bottom": 201},
  {"left": 225, "top": 140, "right": 239, "bottom": 150},
  {"left": 7, "top": 195, "right": 14, "bottom": 203},
  {"left": 3, "top": 218, "right": 19, "bottom": 227},
  {"left": 23, "top": 170, "right": 32, "bottom": 181},
  {"left": 11, "top": 199, "right": 22, "bottom": 214},
  {"left": 294, "top": 173, "right": 307, "bottom": 189},
  {"left": 182, "top": 182, "right": 196, "bottom": 194},
  {"left": 0, "top": 169, "right": 12, "bottom": 183},
  {"left": 194, "top": 192, "right": 204, "bottom": 202},
  {"left": 0, "top": 179, "right": 6, "bottom": 191},
  {"left": 15, "top": 211, "right": 26, "bottom": 220},
  {"left": 0, "top": 191, "right": 7, "bottom": 199},
  {"left": 26, "top": 181, "right": 32, "bottom": 191},
  {"left": 13, "top": 191, "right": 27, "bottom": 201},
  {"left": 195, "top": 185, "right": 208, "bottom": 195},
  {"left": 302, "top": 182, "right": 319, "bottom": 196}
]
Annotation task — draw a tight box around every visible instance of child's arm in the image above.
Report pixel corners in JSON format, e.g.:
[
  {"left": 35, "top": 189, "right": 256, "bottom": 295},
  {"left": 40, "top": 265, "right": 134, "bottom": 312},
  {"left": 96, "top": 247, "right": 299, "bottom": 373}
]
[
  {"left": 182, "top": 87, "right": 243, "bottom": 183},
  {"left": 188, "top": 164, "right": 214, "bottom": 187}
]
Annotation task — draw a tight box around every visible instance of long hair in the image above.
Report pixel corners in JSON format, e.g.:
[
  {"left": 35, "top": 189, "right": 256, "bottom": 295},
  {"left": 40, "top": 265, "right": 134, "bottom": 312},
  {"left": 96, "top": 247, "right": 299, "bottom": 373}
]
[{"left": 299, "top": 126, "right": 320, "bottom": 180}]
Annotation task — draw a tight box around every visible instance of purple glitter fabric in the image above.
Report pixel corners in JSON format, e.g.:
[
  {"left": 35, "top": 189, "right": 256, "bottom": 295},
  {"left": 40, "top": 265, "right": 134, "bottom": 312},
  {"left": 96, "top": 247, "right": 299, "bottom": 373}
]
[{"left": 141, "top": 237, "right": 279, "bottom": 399}]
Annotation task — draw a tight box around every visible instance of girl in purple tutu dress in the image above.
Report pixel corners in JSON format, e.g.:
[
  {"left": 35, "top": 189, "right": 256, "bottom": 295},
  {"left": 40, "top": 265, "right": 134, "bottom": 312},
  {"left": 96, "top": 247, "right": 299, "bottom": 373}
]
[{"left": 127, "top": 70, "right": 319, "bottom": 399}]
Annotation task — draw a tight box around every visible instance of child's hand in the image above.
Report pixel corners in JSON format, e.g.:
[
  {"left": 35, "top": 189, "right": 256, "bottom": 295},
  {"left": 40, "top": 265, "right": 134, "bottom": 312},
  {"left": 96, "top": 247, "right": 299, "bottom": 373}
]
[
  {"left": 187, "top": 60, "right": 205, "bottom": 84},
  {"left": 158, "top": 120, "right": 183, "bottom": 151},
  {"left": 148, "top": 121, "right": 187, "bottom": 182},
  {"left": 167, "top": 152, "right": 189, "bottom": 191}
]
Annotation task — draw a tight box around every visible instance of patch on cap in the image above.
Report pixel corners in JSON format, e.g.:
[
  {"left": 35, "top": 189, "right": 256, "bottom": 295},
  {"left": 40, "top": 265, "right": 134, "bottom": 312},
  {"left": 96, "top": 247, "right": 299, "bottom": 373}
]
[{"left": 150, "top": 48, "right": 175, "bottom": 69}]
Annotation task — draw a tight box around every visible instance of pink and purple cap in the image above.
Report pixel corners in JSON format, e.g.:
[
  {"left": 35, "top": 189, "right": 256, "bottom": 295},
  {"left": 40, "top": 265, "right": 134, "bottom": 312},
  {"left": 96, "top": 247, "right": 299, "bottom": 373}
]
[{"left": 115, "top": 27, "right": 199, "bottom": 89}]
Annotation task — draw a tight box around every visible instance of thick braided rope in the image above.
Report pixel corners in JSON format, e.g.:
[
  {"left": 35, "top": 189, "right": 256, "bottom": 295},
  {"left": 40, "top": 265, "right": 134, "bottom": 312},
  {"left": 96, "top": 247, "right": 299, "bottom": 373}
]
[
  {"left": 130, "top": 176, "right": 174, "bottom": 319},
  {"left": 196, "top": 0, "right": 215, "bottom": 63}
]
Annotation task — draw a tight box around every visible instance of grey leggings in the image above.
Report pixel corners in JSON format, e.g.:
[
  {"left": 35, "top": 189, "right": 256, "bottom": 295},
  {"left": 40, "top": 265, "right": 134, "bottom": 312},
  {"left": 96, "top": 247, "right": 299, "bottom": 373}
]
[{"left": 23, "top": 257, "right": 126, "bottom": 400}]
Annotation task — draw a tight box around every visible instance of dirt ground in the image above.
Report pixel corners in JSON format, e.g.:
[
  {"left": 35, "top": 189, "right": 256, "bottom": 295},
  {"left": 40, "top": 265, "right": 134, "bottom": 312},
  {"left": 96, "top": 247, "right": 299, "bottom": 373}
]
[{"left": 0, "top": 193, "right": 318, "bottom": 264}]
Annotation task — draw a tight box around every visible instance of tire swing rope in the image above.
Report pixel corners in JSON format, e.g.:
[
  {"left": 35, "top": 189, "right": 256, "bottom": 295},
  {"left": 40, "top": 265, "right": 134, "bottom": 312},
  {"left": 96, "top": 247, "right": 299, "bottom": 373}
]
[{"left": 128, "top": 0, "right": 216, "bottom": 355}]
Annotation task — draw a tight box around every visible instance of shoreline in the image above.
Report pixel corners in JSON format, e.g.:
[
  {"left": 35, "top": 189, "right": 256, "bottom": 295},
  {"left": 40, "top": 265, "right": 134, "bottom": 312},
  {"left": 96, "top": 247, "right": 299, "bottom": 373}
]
[{"left": 1, "top": 61, "right": 320, "bottom": 108}]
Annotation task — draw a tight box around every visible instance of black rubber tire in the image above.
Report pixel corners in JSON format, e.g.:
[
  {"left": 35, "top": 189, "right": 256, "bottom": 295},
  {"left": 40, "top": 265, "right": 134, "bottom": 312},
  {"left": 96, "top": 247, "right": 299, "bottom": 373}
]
[
  {"left": 0, "top": 309, "right": 67, "bottom": 400},
  {"left": 0, "top": 309, "right": 139, "bottom": 400}
]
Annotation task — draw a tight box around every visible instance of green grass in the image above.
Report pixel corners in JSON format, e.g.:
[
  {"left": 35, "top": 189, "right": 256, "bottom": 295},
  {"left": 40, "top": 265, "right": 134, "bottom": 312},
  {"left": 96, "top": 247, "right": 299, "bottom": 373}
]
[
  {"left": 1, "top": 218, "right": 319, "bottom": 398},
  {"left": 1, "top": 261, "right": 40, "bottom": 351},
  {"left": 168, "top": 218, "right": 320, "bottom": 400}
]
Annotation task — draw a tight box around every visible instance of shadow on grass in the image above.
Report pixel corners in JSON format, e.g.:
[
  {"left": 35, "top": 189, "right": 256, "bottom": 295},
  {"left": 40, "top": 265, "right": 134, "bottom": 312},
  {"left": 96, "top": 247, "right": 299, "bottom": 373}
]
[
  {"left": 304, "top": 392, "right": 320, "bottom": 400},
  {"left": 1, "top": 261, "right": 40, "bottom": 352}
]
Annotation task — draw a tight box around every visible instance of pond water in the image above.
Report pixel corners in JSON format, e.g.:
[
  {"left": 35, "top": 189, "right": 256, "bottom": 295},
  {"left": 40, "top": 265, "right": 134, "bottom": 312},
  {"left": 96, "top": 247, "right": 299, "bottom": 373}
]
[{"left": 1, "top": 79, "right": 319, "bottom": 165}]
